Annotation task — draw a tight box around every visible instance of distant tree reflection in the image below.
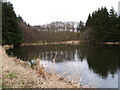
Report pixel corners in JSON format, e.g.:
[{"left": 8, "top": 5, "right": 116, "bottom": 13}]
[{"left": 6, "top": 44, "right": 119, "bottom": 78}]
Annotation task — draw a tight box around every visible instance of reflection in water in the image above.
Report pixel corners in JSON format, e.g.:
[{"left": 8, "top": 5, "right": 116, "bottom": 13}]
[{"left": 6, "top": 44, "right": 119, "bottom": 88}]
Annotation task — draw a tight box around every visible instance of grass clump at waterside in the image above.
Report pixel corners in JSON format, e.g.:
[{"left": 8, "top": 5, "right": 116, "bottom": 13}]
[{"left": 7, "top": 72, "right": 17, "bottom": 79}]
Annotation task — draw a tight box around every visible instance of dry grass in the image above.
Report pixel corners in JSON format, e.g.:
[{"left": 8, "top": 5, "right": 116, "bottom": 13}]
[
  {"left": 0, "top": 46, "right": 2, "bottom": 89},
  {"left": 21, "top": 40, "right": 81, "bottom": 46}
]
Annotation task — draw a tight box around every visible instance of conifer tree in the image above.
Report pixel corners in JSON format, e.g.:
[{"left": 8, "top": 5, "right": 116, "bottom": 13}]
[{"left": 2, "top": 2, "right": 23, "bottom": 46}]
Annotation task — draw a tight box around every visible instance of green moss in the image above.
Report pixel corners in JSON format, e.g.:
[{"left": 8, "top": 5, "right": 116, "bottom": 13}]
[{"left": 7, "top": 72, "right": 17, "bottom": 79}]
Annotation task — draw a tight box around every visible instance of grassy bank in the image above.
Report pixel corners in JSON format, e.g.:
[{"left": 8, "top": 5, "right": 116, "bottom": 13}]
[
  {"left": 21, "top": 41, "right": 120, "bottom": 46},
  {"left": 21, "top": 40, "right": 81, "bottom": 46},
  {"left": 1, "top": 46, "right": 83, "bottom": 88}
]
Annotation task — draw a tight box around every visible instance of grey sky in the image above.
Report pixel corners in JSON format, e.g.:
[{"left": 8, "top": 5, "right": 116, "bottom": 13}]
[
  {"left": 9, "top": 0, "right": 119, "bottom": 26},
  {"left": 118, "top": 1, "right": 120, "bottom": 16}
]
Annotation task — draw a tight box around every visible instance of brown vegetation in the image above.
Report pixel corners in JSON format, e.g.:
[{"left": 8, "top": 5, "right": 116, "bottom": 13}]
[
  {"left": 18, "top": 20, "right": 80, "bottom": 43},
  {"left": 21, "top": 40, "right": 81, "bottom": 46}
]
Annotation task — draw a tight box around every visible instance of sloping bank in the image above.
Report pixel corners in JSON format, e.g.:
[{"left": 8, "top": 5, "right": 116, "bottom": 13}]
[{"left": 1, "top": 46, "right": 83, "bottom": 88}]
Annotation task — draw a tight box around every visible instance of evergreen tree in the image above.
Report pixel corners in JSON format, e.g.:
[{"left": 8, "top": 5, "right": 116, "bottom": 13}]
[
  {"left": 85, "top": 7, "right": 120, "bottom": 42},
  {"left": 108, "top": 8, "right": 119, "bottom": 41},
  {"left": 2, "top": 2, "right": 23, "bottom": 46},
  {"left": 86, "top": 14, "right": 91, "bottom": 27},
  {"left": 77, "top": 21, "right": 85, "bottom": 32}
]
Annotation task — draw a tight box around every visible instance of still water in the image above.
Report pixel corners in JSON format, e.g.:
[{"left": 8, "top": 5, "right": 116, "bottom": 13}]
[{"left": 6, "top": 44, "right": 119, "bottom": 88}]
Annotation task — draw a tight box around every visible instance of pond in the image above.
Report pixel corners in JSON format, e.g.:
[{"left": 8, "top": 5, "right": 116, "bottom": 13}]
[{"left": 6, "top": 44, "right": 119, "bottom": 88}]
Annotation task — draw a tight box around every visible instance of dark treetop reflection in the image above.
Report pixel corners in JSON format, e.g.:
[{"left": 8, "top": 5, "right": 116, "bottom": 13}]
[{"left": 6, "top": 44, "right": 119, "bottom": 88}]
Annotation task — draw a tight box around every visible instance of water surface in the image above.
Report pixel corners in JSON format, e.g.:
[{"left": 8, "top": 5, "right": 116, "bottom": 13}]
[{"left": 6, "top": 44, "right": 119, "bottom": 88}]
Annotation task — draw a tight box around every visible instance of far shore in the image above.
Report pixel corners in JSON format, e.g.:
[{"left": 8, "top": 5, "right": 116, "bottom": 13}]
[
  {"left": 21, "top": 41, "right": 120, "bottom": 46},
  {"left": 21, "top": 40, "right": 81, "bottom": 46},
  {"left": 3, "top": 41, "right": 120, "bottom": 50}
]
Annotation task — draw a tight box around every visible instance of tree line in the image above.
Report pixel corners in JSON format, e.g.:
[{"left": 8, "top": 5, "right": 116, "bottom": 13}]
[
  {"left": 77, "top": 7, "right": 120, "bottom": 42},
  {"left": 2, "top": 1, "right": 120, "bottom": 46},
  {"left": 2, "top": 1, "right": 23, "bottom": 46},
  {"left": 2, "top": 1, "right": 79, "bottom": 44},
  {"left": 17, "top": 18, "right": 80, "bottom": 43}
]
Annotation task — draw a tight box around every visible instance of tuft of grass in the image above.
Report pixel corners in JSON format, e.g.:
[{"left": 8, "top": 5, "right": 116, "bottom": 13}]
[
  {"left": 0, "top": 85, "right": 2, "bottom": 89},
  {"left": 1, "top": 85, "right": 10, "bottom": 89},
  {"left": 7, "top": 72, "right": 17, "bottom": 79}
]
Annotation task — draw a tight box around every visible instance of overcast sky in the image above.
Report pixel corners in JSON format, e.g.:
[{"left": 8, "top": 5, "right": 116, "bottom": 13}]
[{"left": 9, "top": 0, "right": 119, "bottom": 26}]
